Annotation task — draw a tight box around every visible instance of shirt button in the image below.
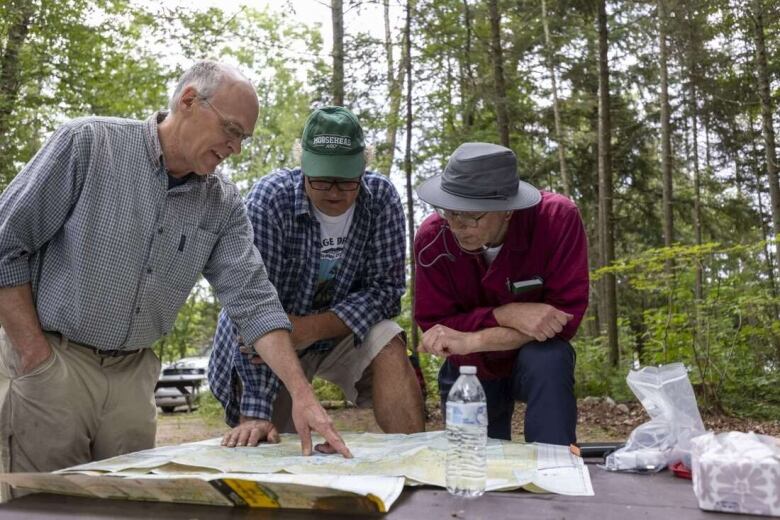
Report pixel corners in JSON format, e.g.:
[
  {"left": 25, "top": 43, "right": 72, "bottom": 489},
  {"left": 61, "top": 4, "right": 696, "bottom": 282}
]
[
  {"left": 146, "top": 267, "right": 153, "bottom": 274},
  {"left": 157, "top": 227, "right": 164, "bottom": 234},
  {"left": 135, "top": 307, "right": 141, "bottom": 314}
]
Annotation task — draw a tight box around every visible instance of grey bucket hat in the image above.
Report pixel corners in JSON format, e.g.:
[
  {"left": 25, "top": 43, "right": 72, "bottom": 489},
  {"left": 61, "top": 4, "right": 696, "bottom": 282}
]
[{"left": 417, "top": 142, "right": 541, "bottom": 212}]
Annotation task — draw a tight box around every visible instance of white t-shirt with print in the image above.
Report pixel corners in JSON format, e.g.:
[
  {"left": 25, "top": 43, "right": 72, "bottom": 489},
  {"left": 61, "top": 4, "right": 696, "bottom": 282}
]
[{"left": 311, "top": 204, "right": 355, "bottom": 309}]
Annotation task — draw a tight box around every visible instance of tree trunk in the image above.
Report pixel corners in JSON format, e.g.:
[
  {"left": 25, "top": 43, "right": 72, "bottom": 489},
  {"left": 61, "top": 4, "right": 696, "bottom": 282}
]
[
  {"left": 751, "top": 115, "right": 779, "bottom": 315},
  {"left": 541, "top": 0, "right": 571, "bottom": 197},
  {"left": 587, "top": 29, "right": 602, "bottom": 337},
  {"left": 461, "top": 0, "right": 476, "bottom": 129},
  {"left": 705, "top": 113, "right": 712, "bottom": 174},
  {"left": 752, "top": 0, "right": 780, "bottom": 274},
  {"left": 331, "top": 0, "right": 345, "bottom": 106},
  {"left": 597, "top": 0, "right": 618, "bottom": 366},
  {"left": 731, "top": 120, "right": 743, "bottom": 198},
  {"left": 488, "top": 0, "right": 510, "bottom": 147},
  {"left": 691, "top": 98, "right": 703, "bottom": 300},
  {"left": 381, "top": 0, "right": 407, "bottom": 176},
  {"left": 0, "top": 0, "right": 35, "bottom": 146},
  {"left": 658, "top": 0, "right": 674, "bottom": 251},
  {"left": 686, "top": 6, "right": 703, "bottom": 302},
  {"left": 404, "top": 0, "right": 418, "bottom": 351}
]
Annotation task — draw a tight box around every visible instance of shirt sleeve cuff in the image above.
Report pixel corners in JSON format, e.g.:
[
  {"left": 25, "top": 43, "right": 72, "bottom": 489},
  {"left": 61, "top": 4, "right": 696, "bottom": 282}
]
[
  {"left": 240, "top": 311, "right": 293, "bottom": 346},
  {"left": 239, "top": 393, "right": 273, "bottom": 422},
  {"left": 483, "top": 308, "right": 500, "bottom": 328},
  {"left": 0, "top": 259, "right": 31, "bottom": 288},
  {"left": 329, "top": 302, "right": 370, "bottom": 342}
]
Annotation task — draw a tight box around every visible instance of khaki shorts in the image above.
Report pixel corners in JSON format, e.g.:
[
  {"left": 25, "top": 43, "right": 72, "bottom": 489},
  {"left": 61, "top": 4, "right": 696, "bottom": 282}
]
[
  {"left": 271, "top": 319, "right": 404, "bottom": 433},
  {"left": 0, "top": 328, "right": 159, "bottom": 499}
]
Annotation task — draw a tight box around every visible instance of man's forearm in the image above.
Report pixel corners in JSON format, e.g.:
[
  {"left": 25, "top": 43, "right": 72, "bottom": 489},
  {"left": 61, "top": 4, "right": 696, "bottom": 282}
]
[
  {"left": 470, "top": 326, "right": 532, "bottom": 353},
  {"left": 291, "top": 311, "right": 350, "bottom": 348},
  {"left": 0, "top": 284, "right": 52, "bottom": 371},
  {"left": 493, "top": 303, "right": 522, "bottom": 332},
  {"left": 252, "top": 329, "right": 314, "bottom": 398},
  {"left": 493, "top": 301, "right": 572, "bottom": 343},
  {"left": 250, "top": 328, "right": 351, "bottom": 458},
  {"left": 0, "top": 284, "right": 49, "bottom": 348}
]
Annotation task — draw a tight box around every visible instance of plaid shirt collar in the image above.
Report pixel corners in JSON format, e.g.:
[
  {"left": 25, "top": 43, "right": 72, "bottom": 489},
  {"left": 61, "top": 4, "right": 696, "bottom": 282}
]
[{"left": 144, "top": 111, "right": 206, "bottom": 187}]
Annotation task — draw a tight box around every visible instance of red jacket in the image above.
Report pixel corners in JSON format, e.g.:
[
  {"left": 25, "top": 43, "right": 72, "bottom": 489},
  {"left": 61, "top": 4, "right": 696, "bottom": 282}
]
[{"left": 413, "top": 191, "right": 590, "bottom": 380}]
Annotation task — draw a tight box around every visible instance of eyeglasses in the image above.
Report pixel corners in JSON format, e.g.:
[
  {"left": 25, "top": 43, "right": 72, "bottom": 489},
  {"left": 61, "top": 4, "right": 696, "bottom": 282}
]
[
  {"left": 200, "top": 97, "right": 253, "bottom": 147},
  {"left": 435, "top": 207, "right": 488, "bottom": 228},
  {"left": 306, "top": 176, "right": 362, "bottom": 192}
]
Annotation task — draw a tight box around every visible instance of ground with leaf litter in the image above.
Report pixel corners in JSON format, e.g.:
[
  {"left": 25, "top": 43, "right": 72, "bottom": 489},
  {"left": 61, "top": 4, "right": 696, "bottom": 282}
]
[{"left": 156, "top": 397, "right": 780, "bottom": 446}]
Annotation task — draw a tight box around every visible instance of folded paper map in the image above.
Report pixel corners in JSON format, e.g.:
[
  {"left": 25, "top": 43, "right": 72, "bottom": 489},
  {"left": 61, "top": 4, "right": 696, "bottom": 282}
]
[{"left": 0, "top": 431, "right": 593, "bottom": 512}]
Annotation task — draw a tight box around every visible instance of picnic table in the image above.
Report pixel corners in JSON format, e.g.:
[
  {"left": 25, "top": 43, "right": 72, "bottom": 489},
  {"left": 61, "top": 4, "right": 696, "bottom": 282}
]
[
  {"left": 154, "top": 375, "right": 205, "bottom": 412},
  {"left": 0, "top": 458, "right": 757, "bottom": 519}
]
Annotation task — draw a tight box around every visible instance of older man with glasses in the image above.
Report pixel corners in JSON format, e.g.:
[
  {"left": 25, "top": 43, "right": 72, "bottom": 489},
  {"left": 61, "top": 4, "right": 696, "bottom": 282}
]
[
  {"left": 209, "top": 106, "right": 424, "bottom": 449},
  {"left": 0, "top": 60, "right": 352, "bottom": 498},
  {"left": 413, "top": 142, "right": 589, "bottom": 446}
]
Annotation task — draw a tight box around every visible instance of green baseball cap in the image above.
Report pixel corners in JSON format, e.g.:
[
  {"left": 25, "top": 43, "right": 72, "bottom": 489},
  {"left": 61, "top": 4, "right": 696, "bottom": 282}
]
[{"left": 301, "top": 106, "right": 366, "bottom": 179}]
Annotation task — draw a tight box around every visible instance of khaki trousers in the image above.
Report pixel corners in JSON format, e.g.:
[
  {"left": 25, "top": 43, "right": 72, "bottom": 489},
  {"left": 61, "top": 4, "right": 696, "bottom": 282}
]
[{"left": 0, "top": 328, "right": 159, "bottom": 499}]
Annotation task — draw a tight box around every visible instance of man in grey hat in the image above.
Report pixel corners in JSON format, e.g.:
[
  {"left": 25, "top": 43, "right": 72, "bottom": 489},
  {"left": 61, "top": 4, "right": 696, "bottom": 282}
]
[
  {"left": 209, "top": 106, "right": 424, "bottom": 448},
  {"left": 413, "top": 142, "right": 589, "bottom": 445}
]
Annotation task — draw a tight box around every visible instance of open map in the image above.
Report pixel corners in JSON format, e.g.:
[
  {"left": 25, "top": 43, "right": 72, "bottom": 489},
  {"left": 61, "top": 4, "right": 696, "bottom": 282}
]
[{"left": 0, "top": 431, "right": 593, "bottom": 512}]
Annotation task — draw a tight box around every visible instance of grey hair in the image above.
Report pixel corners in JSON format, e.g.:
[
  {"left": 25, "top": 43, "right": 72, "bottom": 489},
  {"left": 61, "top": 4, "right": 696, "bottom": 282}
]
[
  {"left": 168, "top": 60, "right": 252, "bottom": 112},
  {"left": 292, "top": 139, "right": 375, "bottom": 166}
]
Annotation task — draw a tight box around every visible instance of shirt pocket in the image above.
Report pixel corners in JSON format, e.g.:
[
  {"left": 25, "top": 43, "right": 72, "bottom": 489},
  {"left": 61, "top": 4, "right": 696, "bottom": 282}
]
[
  {"left": 164, "top": 225, "right": 219, "bottom": 293},
  {"left": 512, "top": 286, "right": 544, "bottom": 303},
  {"left": 504, "top": 272, "right": 545, "bottom": 303}
]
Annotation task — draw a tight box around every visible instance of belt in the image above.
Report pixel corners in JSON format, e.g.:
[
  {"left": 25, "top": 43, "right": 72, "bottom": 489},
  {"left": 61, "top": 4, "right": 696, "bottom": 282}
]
[
  {"left": 45, "top": 332, "right": 143, "bottom": 357},
  {"left": 75, "top": 343, "right": 143, "bottom": 357}
]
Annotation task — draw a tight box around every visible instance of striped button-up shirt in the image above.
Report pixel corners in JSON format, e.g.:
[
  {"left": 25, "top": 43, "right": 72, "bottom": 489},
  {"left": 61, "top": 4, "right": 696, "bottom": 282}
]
[
  {"left": 208, "top": 168, "right": 406, "bottom": 424},
  {"left": 0, "top": 113, "right": 290, "bottom": 351}
]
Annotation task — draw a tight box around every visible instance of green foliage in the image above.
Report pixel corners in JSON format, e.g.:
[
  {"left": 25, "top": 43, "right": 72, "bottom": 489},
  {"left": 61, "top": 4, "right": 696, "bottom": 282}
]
[
  {"left": 153, "top": 283, "right": 219, "bottom": 364},
  {"left": 197, "top": 390, "right": 228, "bottom": 424},
  {"left": 587, "top": 241, "right": 780, "bottom": 414},
  {"left": 196, "top": 6, "right": 328, "bottom": 186},
  {"left": 573, "top": 333, "right": 632, "bottom": 401},
  {"left": 0, "top": 0, "right": 172, "bottom": 189},
  {"left": 312, "top": 378, "right": 346, "bottom": 402}
]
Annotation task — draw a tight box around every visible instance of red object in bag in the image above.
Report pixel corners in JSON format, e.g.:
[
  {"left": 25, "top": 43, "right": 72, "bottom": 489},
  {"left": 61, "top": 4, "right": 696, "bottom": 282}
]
[{"left": 671, "top": 461, "right": 692, "bottom": 480}]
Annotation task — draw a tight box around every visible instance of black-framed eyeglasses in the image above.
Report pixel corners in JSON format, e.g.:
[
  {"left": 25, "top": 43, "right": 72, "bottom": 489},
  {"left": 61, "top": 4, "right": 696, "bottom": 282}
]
[
  {"left": 199, "top": 97, "right": 253, "bottom": 147},
  {"left": 306, "top": 176, "right": 362, "bottom": 192},
  {"left": 435, "top": 207, "right": 488, "bottom": 228}
]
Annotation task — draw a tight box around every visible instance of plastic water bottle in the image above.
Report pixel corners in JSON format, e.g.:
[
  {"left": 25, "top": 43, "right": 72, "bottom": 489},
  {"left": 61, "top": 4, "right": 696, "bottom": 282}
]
[{"left": 446, "top": 365, "right": 487, "bottom": 497}]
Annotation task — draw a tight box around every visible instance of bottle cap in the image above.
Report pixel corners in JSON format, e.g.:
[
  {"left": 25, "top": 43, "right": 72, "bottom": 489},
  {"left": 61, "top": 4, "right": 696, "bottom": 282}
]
[{"left": 459, "top": 365, "right": 477, "bottom": 375}]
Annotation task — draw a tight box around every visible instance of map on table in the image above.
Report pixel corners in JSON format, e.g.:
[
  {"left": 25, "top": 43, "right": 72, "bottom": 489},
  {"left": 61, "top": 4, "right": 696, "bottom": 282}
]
[{"left": 0, "top": 431, "right": 593, "bottom": 512}]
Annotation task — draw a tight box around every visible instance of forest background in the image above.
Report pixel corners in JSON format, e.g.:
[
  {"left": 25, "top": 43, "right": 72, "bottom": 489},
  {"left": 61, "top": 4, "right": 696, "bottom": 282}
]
[{"left": 1, "top": 0, "right": 779, "bottom": 420}]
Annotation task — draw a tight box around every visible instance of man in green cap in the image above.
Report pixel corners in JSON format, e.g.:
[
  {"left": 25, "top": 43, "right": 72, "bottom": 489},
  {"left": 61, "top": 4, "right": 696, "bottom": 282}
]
[{"left": 209, "top": 107, "right": 425, "bottom": 447}]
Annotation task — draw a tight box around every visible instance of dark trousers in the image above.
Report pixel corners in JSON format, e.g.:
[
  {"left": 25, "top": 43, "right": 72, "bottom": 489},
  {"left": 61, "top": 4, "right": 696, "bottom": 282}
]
[{"left": 438, "top": 338, "right": 577, "bottom": 445}]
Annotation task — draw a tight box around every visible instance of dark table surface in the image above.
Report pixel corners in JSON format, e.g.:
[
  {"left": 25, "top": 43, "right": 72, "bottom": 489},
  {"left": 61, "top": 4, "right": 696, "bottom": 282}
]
[{"left": 0, "top": 460, "right": 757, "bottom": 519}]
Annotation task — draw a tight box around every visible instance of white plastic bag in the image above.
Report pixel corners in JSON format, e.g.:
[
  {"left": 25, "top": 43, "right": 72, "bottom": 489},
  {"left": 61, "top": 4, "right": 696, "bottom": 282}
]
[{"left": 604, "top": 362, "right": 705, "bottom": 472}]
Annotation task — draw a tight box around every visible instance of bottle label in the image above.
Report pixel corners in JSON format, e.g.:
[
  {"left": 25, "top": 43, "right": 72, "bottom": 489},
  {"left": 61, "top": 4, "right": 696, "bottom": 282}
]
[{"left": 446, "top": 402, "right": 488, "bottom": 427}]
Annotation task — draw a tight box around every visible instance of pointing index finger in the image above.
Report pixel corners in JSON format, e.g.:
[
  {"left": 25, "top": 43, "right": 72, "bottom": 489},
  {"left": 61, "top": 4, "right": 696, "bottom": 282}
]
[{"left": 320, "top": 426, "right": 352, "bottom": 458}]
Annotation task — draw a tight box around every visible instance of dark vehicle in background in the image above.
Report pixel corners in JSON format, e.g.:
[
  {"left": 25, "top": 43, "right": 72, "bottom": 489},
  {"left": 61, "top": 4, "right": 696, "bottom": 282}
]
[{"left": 155, "top": 355, "right": 209, "bottom": 413}]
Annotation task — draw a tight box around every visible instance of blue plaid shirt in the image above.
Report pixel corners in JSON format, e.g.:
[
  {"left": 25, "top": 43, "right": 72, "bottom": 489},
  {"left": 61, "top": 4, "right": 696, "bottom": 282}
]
[{"left": 208, "top": 168, "right": 406, "bottom": 424}]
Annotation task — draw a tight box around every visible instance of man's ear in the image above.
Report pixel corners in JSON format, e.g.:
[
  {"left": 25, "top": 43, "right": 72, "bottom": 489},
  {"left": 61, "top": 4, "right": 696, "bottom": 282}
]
[
  {"left": 179, "top": 86, "right": 199, "bottom": 111},
  {"left": 504, "top": 211, "right": 513, "bottom": 221}
]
